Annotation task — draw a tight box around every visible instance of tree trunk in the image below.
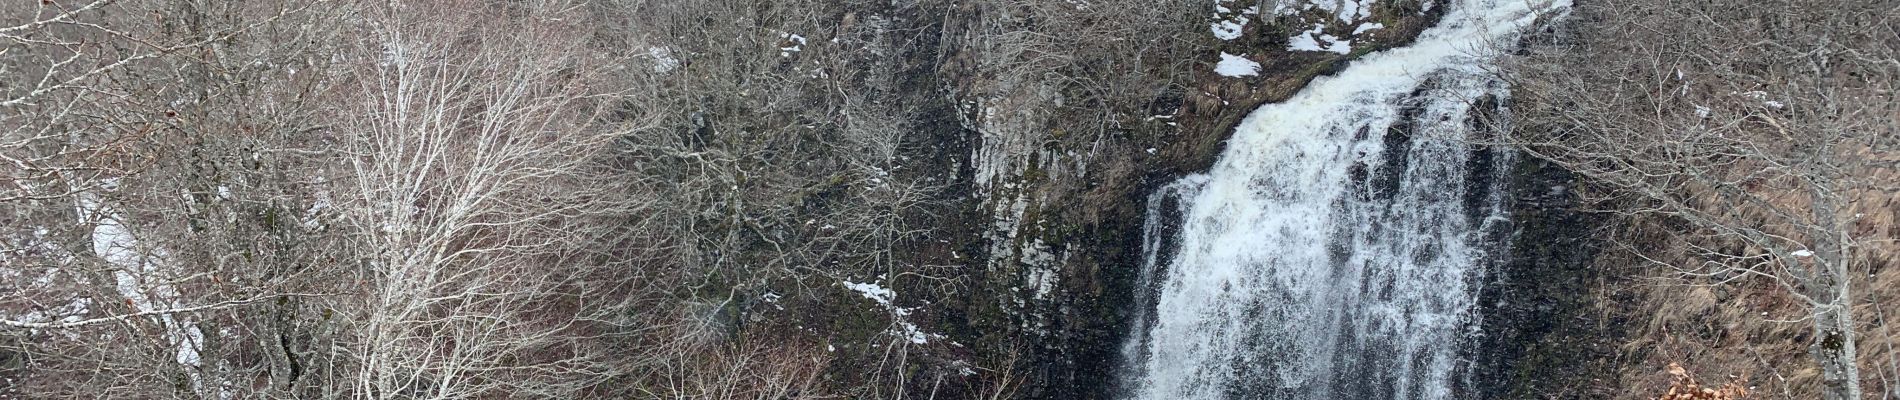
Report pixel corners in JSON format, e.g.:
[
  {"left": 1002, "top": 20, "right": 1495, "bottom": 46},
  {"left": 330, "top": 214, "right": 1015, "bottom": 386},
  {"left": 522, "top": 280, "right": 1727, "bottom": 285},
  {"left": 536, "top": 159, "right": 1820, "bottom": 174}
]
[
  {"left": 1813, "top": 298, "right": 1862, "bottom": 400},
  {"left": 1811, "top": 183, "right": 1862, "bottom": 400}
]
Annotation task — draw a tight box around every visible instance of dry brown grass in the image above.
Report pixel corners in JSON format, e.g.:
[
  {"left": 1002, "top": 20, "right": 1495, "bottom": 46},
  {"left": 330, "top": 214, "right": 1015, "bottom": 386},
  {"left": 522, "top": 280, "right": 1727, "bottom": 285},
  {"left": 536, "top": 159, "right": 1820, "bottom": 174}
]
[
  {"left": 1505, "top": 0, "right": 1900, "bottom": 394},
  {"left": 1594, "top": 177, "right": 1900, "bottom": 399}
]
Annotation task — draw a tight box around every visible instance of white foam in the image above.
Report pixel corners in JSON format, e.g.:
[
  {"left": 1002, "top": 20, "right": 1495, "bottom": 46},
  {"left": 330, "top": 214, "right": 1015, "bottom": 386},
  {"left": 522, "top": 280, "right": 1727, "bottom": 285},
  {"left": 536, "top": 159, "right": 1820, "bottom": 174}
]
[{"left": 1124, "top": 0, "right": 1567, "bottom": 398}]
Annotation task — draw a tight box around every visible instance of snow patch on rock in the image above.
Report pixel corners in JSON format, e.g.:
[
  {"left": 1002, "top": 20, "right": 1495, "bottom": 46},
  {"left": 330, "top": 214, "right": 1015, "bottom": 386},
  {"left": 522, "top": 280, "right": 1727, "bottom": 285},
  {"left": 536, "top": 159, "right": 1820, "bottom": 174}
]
[
  {"left": 1288, "top": 23, "right": 1354, "bottom": 54},
  {"left": 843, "top": 280, "right": 943, "bottom": 344},
  {"left": 1216, "top": 52, "right": 1263, "bottom": 77},
  {"left": 647, "top": 46, "right": 679, "bottom": 73},
  {"left": 779, "top": 32, "right": 807, "bottom": 57},
  {"left": 1210, "top": 1, "right": 1260, "bottom": 40}
]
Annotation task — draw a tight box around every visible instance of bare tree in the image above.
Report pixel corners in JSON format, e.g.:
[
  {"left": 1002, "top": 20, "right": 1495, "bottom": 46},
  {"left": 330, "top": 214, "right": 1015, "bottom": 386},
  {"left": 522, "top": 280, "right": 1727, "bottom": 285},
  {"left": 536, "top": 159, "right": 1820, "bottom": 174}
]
[
  {"left": 0, "top": 0, "right": 1207, "bottom": 397},
  {"left": 318, "top": 1, "right": 676, "bottom": 397},
  {"left": 0, "top": 0, "right": 354, "bottom": 397},
  {"left": 0, "top": 0, "right": 682, "bottom": 397},
  {"left": 1504, "top": 1, "right": 1900, "bottom": 398}
]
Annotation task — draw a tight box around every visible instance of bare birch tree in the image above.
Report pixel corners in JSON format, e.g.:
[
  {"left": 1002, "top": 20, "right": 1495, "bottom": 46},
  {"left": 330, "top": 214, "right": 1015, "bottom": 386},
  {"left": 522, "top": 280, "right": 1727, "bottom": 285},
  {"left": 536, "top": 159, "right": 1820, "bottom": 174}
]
[
  {"left": 321, "top": 1, "right": 673, "bottom": 397},
  {"left": 1505, "top": 1, "right": 1900, "bottom": 398}
]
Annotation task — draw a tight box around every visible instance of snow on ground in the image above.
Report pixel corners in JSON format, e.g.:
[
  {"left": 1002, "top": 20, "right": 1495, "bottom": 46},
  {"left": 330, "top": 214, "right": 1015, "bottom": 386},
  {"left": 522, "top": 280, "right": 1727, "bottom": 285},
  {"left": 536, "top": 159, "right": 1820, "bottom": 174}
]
[
  {"left": 1735, "top": 90, "right": 1788, "bottom": 109},
  {"left": 1216, "top": 52, "right": 1262, "bottom": 77},
  {"left": 1210, "top": 0, "right": 1260, "bottom": 40},
  {"left": 761, "top": 292, "right": 784, "bottom": 311},
  {"left": 1354, "top": 22, "right": 1385, "bottom": 35},
  {"left": 1269, "top": 0, "right": 1378, "bottom": 20},
  {"left": 1211, "top": 17, "right": 1247, "bottom": 41},
  {"left": 647, "top": 46, "right": 679, "bottom": 73},
  {"left": 1287, "top": 23, "right": 1353, "bottom": 54},
  {"left": 9, "top": 298, "right": 90, "bottom": 329},
  {"left": 1321, "top": 0, "right": 1376, "bottom": 22},
  {"left": 80, "top": 195, "right": 214, "bottom": 396},
  {"left": 894, "top": 320, "right": 932, "bottom": 344},
  {"left": 843, "top": 280, "right": 943, "bottom": 344},
  {"left": 843, "top": 280, "right": 895, "bottom": 306},
  {"left": 779, "top": 32, "right": 806, "bottom": 57},
  {"left": 0, "top": 227, "right": 91, "bottom": 328},
  {"left": 1273, "top": 1, "right": 1387, "bottom": 54}
]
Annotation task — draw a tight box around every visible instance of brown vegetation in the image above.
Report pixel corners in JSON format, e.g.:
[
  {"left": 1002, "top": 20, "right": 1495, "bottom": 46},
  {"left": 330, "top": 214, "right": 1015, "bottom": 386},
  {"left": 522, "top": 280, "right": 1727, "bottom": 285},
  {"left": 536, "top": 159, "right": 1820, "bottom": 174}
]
[
  {"left": 0, "top": 0, "right": 945, "bottom": 397},
  {"left": 1659, "top": 363, "right": 1750, "bottom": 400},
  {"left": 0, "top": 0, "right": 1264, "bottom": 397},
  {"left": 1505, "top": 0, "right": 1900, "bottom": 398}
]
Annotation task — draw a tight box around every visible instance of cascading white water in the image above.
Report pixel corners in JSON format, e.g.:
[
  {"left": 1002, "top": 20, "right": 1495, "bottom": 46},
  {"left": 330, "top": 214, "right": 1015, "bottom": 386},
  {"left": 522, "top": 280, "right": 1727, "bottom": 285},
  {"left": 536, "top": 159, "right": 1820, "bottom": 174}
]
[{"left": 1121, "top": 0, "right": 1565, "bottom": 399}]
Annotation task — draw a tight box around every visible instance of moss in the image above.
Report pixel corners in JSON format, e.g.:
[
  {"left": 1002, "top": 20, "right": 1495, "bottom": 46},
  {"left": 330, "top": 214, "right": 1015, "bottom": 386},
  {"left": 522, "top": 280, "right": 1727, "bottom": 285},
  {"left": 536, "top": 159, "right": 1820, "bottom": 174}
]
[
  {"left": 1822, "top": 330, "right": 1845, "bottom": 351},
  {"left": 1019, "top": 152, "right": 1049, "bottom": 185},
  {"left": 261, "top": 207, "right": 282, "bottom": 230},
  {"left": 1044, "top": 222, "right": 1084, "bottom": 245}
]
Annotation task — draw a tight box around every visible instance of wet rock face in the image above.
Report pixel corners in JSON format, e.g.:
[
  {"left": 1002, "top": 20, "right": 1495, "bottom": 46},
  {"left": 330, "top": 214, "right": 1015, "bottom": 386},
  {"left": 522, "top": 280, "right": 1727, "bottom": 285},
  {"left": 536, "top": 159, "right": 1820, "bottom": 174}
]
[{"left": 1465, "top": 155, "right": 1616, "bottom": 399}]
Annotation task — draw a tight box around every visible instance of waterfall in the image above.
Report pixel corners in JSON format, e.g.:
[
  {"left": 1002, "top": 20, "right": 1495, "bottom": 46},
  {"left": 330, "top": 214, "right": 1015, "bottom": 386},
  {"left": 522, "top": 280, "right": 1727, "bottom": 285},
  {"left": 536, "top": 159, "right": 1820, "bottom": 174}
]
[{"left": 1121, "top": 0, "right": 1564, "bottom": 398}]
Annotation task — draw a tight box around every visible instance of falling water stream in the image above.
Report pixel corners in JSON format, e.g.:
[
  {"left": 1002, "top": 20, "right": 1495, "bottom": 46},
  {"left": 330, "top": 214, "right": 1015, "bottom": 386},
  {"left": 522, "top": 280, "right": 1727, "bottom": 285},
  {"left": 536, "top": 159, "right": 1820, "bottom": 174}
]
[{"left": 1120, "top": 0, "right": 1565, "bottom": 398}]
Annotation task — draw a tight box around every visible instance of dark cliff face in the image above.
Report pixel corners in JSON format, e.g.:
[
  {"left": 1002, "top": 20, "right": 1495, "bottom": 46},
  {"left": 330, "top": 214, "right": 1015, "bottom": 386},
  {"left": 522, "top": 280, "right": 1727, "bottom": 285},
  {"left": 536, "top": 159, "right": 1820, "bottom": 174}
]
[
  {"left": 1465, "top": 154, "right": 1619, "bottom": 399},
  {"left": 1458, "top": 14, "right": 1621, "bottom": 400}
]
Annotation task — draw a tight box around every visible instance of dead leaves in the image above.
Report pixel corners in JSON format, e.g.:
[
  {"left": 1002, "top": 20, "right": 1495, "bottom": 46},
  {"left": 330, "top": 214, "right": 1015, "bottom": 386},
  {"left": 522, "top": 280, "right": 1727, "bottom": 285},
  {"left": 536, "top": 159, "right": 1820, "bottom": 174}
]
[{"left": 1659, "top": 362, "right": 1750, "bottom": 400}]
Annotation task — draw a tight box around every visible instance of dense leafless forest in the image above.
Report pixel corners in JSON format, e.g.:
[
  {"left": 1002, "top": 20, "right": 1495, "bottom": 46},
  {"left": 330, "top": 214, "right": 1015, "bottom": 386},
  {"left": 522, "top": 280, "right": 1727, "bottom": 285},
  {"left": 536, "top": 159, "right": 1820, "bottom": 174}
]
[
  {"left": 0, "top": 0, "right": 1205, "bottom": 397},
  {"left": 0, "top": 0, "right": 1895, "bottom": 399}
]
